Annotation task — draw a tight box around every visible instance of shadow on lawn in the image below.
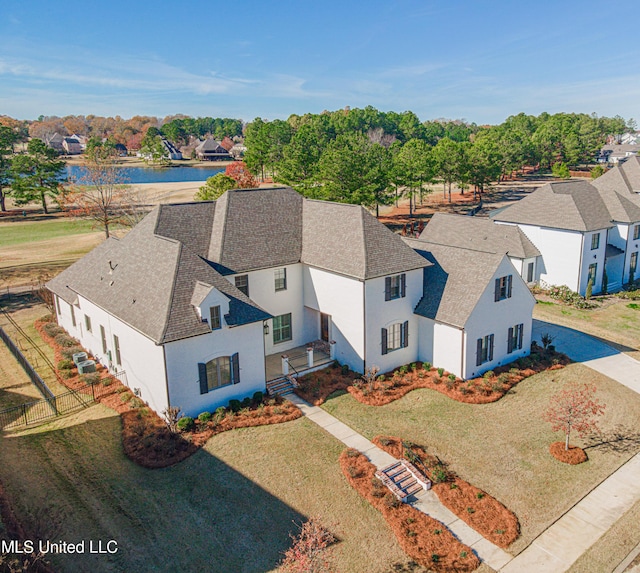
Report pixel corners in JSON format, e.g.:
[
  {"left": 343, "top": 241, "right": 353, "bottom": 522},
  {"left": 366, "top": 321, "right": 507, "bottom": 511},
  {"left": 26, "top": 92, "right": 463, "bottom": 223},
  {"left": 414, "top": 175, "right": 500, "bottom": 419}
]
[
  {"left": 584, "top": 425, "right": 640, "bottom": 454},
  {"left": 0, "top": 415, "right": 311, "bottom": 573}
]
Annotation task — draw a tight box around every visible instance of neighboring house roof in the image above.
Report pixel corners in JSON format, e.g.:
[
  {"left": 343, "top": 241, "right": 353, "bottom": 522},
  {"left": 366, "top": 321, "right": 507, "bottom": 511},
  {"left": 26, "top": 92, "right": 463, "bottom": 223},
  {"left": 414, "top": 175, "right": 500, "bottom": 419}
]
[
  {"left": 195, "top": 139, "right": 230, "bottom": 155},
  {"left": 302, "top": 200, "right": 429, "bottom": 279},
  {"left": 417, "top": 213, "right": 540, "bottom": 259},
  {"left": 491, "top": 180, "right": 614, "bottom": 232},
  {"left": 47, "top": 207, "right": 270, "bottom": 345},
  {"left": 405, "top": 239, "right": 506, "bottom": 329},
  {"left": 593, "top": 155, "right": 640, "bottom": 197}
]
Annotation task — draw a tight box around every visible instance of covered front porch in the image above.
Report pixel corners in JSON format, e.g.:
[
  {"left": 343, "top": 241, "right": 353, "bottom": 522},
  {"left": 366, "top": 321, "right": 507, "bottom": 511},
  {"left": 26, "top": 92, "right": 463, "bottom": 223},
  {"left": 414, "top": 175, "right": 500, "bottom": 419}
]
[{"left": 265, "top": 341, "right": 334, "bottom": 381}]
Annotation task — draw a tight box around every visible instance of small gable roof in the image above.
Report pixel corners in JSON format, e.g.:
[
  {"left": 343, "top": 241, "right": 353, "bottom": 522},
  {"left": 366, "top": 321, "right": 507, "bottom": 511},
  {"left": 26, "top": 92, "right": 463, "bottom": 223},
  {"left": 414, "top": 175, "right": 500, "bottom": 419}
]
[
  {"left": 418, "top": 213, "right": 540, "bottom": 259},
  {"left": 491, "top": 180, "right": 613, "bottom": 232},
  {"left": 405, "top": 239, "right": 507, "bottom": 328}
]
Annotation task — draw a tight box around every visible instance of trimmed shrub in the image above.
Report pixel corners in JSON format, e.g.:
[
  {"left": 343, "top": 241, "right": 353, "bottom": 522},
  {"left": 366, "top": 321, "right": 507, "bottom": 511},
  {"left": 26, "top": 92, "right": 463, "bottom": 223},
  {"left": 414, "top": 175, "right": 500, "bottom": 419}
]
[
  {"left": 43, "top": 323, "right": 65, "bottom": 337},
  {"left": 252, "top": 391, "right": 264, "bottom": 404},
  {"left": 241, "top": 397, "right": 252, "bottom": 409},
  {"left": 228, "top": 399, "right": 241, "bottom": 413},
  {"left": 437, "top": 367, "right": 445, "bottom": 377},
  {"left": 423, "top": 362, "right": 431, "bottom": 370},
  {"left": 61, "top": 345, "right": 84, "bottom": 360},
  {"left": 341, "top": 364, "right": 350, "bottom": 375},
  {"left": 177, "top": 417, "right": 195, "bottom": 432},
  {"left": 57, "top": 359, "right": 74, "bottom": 370},
  {"left": 198, "top": 411, "right": 212, "bottom": 423},
  {"left": 80, "top": 373, "right": 100, "bottom": 385},
  {"left": 54, "top": 333, "right": 77, "bottom": 348}
]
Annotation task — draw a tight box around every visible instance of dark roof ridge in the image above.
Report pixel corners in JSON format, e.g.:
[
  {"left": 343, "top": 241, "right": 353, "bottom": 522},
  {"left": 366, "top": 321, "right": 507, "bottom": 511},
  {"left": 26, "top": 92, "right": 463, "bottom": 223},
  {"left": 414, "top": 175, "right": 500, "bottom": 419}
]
[{"left": 159, "top": 242, "right": 183, "bottom": 343}]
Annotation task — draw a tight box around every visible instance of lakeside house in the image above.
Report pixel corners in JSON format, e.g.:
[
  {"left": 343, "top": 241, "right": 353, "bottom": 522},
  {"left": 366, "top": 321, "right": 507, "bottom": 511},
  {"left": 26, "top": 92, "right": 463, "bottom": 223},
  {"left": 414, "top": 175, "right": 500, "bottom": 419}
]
[{"left": 47, "top": 187, "right": 535, "bottom": 417}]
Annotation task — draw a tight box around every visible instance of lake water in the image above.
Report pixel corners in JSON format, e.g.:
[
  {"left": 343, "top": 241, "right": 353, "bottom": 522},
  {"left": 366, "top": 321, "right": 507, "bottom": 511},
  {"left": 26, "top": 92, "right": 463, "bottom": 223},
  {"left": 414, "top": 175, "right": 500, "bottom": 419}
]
[{"left": 65, "top": 165, "right": 224, "bottom": 184}]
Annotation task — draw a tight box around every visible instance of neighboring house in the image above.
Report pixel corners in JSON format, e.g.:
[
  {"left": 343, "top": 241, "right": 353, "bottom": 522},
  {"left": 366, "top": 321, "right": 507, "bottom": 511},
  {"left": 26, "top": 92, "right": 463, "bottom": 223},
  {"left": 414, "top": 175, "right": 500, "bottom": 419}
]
[
  {"left": 404, "top": 239, "right": 536, "bottom": 379},
  {"left": 492, "top": 160, "right": 640, "bottom": 295},
  {"left": 114, "top": 143, "right": 128, "bottom": 157},
  {"left": 162, "top": 139, "right": 182, "bottom": 160},
  {"left": 47, "top": 187, "right": 536, "bottom": 417},
  {"left": 418, "top": 213, "right": 541, "bottom": 284},
  {"left": 229, "top": 143, "right": 246, "bottom": 160},
  {"left": 598, "top": 143, "right": 639, "bottom": 164},
  {"left": 46, "top": 133, "right": 65, "bottom": 153},
  {"left": 195, "top": 139, "right": 231, "bottom": 161},
  {"left": 62, "top": 137, "right": 82, "bottom": 155}
]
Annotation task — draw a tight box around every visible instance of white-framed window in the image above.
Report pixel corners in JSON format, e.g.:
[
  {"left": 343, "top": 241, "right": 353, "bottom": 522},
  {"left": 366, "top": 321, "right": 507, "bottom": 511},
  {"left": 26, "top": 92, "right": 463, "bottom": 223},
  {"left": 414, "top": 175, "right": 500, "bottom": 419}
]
[
  {"left": 527, "top": 262, "right": 534, "bottom": 283},
  {"left": 591, "top": 233, "right": 600, "bottom": 250},
  {"left": 209, "top": 306, "right": 221, "bottom": 330},
  {"left": 508, "top": 324, "right": 524, "bottom": 353},
  {"left": 588, "top": 262, "right": 597, "bottom": 285},
  {"left": 198, "top": 353, "right": 240, "bottom": 393},
  {"left": 274, "top": 268, "right": 287, "bottom": 291},
  {"left": 84, "top": 314, "right": 92, "bottom": 333},
  {"left": 633, "top": 225, "right": 640, "bottom": 241},
  {"left": 384, "top": 273, "right": 406, "bottom": 301},
  {"left": 235, "top": 275, "right": 249, "bottom": 297},
  {"left": 476, "top": 334, "right": 494, "bottom": 366},
  {"left": 494, "top": 275, "right": 512, "bottom": 301},
  {"left": 273, "top": 313, "right": 292, "bottom": 344},
  {"left": 100, "top": 325, "right": 107, "bottom": 354},
  {"left": 381, "top": 321, "right": 409, "bottom": 354}
]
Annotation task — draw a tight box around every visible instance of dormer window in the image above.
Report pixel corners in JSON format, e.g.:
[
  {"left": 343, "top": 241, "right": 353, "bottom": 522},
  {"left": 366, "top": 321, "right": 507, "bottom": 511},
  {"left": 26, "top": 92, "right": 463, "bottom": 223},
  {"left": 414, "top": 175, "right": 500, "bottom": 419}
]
[
  {"left": 494, "top": 275, "right": 512, "bottom": 301},
  {"left": 209, "top": 306, "right": 221, "bottom": 330}
]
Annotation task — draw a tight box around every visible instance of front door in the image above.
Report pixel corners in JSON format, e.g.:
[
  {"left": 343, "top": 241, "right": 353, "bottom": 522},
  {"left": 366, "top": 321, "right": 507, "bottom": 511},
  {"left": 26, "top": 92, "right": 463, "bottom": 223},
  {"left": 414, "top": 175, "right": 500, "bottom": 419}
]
[{"left": 320, "top": 313, "right": 330, "bottom": 342}]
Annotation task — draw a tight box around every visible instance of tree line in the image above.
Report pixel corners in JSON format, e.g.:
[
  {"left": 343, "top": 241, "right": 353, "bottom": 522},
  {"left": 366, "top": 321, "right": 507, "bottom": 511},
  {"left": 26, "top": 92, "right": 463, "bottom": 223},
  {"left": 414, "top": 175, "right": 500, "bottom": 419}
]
[{"left": 241, "top": 108, "right": 631, "bottom": 214}]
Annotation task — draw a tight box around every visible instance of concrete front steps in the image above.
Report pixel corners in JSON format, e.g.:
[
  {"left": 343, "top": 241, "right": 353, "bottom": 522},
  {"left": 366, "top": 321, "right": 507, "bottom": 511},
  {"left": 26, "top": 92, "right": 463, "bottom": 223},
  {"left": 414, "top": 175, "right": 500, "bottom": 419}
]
[
  {"left": 375, "top": 460, "right": 431, "bottom": 502},
  {"left": 266, "top": 375, "right": 297, "bottom": 396}
]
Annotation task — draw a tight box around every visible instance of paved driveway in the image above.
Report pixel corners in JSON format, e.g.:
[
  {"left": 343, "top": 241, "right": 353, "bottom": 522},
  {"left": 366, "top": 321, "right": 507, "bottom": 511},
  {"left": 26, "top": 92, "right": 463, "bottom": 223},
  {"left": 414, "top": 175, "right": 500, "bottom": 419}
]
[{"left": 532, "top": 319, "right": 640, "bottom": 395}]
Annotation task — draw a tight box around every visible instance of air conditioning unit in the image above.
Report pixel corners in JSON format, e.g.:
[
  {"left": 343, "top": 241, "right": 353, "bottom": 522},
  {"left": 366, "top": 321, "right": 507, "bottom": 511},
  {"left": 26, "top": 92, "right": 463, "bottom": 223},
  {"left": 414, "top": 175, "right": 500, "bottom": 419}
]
[
  {"left": 78, "top": 360, "right": 97, "bottom": 374},
  {"left": 72, "top": 352, "right": 88, "bottom": 366}
]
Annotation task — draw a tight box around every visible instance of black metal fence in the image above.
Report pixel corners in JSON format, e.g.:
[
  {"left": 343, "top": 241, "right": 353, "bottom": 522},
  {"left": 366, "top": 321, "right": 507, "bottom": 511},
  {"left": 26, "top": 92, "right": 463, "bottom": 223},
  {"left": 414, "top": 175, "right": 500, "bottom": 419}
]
[{"left": 0, "top": 325, "right": 55, "bottom": 401}]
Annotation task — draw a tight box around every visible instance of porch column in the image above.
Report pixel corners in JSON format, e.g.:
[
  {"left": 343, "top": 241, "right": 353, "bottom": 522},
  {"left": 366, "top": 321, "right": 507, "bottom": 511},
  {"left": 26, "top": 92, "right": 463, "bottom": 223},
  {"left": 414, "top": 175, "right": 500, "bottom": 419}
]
[
  {"left": 306, "top": 346, "right": 314, "bottom": 368},
  {"left": 329, "top": 340, "right": 336, "bottom": 360},
  {"left": 281, "top": 355, "right": 289, "bottom": 376}
]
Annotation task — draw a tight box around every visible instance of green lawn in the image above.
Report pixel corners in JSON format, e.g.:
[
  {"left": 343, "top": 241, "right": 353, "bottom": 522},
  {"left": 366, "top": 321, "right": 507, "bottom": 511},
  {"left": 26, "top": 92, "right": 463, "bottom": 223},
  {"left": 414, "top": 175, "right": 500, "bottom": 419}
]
[
  {"left": 321, "top": 364, "right": 640, "bottom": 556},
  {"left": 0, "top": 218, "right": 98, "bottom": 247},
  {"left": 534, "top": 298, "right": 640, "bottom": 360}
]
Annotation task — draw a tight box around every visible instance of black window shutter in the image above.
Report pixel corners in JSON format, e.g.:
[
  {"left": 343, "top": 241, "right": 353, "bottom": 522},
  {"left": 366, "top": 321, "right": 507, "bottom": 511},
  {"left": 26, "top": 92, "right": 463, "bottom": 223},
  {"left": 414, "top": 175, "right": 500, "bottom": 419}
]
[
  {"left": 507, "top": 275, "right": 513, "bottom": 298},
  {"left": 381, "top": 328, "right": 388, "bottom": 355},
  {"left": 198, "top": 363, "right": 208, "bottom": 394},
  {"left": 400, "top": 274, "right": 406, "bottom": 298},
  {"left": 489, "top": 334, "right": 494, "bottom": 361},
  {"left": 402, "top": 321, "right": 409, "bottom": 348},
  {"left": 384, "top": 277, "right": 391, "bottom": 301},
  {"left": 518, "top": 323, "right": 523, "bottom": 349},
  {"left": 231, "top": 353, "right": 240, "bottom": 384},
  {"left": 476, "top": 338, "right": 483, "bottom": 366},
  {"left": 507, "top": 327, "right": 513, "bottom": 353},
  {"left": 494, "top": 278, "right": 500, "bottom": 302}
]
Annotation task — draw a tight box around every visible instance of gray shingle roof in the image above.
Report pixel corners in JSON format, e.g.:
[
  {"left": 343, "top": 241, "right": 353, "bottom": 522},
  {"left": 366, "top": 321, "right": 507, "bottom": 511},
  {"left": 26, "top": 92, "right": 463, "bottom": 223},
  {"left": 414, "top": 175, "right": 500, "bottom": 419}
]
[
  {"left": 301, "top": 200, "right": 429, "bottom": 279},
  {"left": 404, "top": 239, "right": 506, "bottom": 328},
  {"left": 591, "top": 157, "right": 640, "bottom": 222},
  {"left": 491, "top": 180, "right": 613, "bottom": 232},
  {"left": 155, "top": 202, "right": 216, "bottom": 258},
  {"left": 207, "top": 187, "right": 304, "bottom": 273},
  {"left": 418, "top": 213, "right": 540, "bottom": 259},
  {"left": 47, "top": 207, "right": 269, "bottom": 344}
]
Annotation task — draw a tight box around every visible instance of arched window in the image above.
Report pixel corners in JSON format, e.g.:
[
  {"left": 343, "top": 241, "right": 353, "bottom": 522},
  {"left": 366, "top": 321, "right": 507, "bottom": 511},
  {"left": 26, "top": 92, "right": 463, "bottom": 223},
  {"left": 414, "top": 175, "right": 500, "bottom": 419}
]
[{"left": 198, "top": 353, "right": 240, "bottom": 394}]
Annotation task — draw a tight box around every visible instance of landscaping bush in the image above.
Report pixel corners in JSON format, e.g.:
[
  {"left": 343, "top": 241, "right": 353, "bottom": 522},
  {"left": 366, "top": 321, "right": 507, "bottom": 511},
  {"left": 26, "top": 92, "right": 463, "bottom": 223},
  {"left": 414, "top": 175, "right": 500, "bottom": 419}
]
[
  {"left": 198, "top": 411, "right": 212, "bottom": 423},
  {"left": 423, "top": 362, "right": 431, "bottom": 370},
  {"left": 228, "top": 399, "right": 241, "bottom": 413},
  {"left": 241, "top": 397, "right": 252, "bottom": 409},
  {"left": 617, "top": 289, "right": 640, "bottom": 300},
  {"left": 341, "top": 364, "right": 349, "bottom": 375},
  {"left": 80, "top": 373, "right": 100, "bottom": 385},
  {"left": 54, "top": 333, "right": 77, "bottom": 348},
  {"left": 61, "top": 345, "right": 84, "bottom": 360},
  {"left": 43, "top": 323, "right": 65, "bottom": 337},
  {"left": 547, "top": 285, "right": 597, "bottom": 309},
  {"left": 252, "top": 391, "right": 264, "bottom": 405},
  {"left": 177, "top": 417, "right": 195, "bottom": 432},
  {"left": 437, "top": 367, "right": 444, "bottom": 377},
  {"left": 57, "top": 359, "right": 74, "bottom": 370}
]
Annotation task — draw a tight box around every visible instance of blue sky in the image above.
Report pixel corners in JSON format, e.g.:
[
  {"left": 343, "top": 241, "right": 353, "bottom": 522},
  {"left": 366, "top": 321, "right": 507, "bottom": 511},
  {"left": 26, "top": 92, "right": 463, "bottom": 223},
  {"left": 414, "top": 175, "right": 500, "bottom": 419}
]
[{"left": 1, "top": 1, "right": 639, "bottom": 124}]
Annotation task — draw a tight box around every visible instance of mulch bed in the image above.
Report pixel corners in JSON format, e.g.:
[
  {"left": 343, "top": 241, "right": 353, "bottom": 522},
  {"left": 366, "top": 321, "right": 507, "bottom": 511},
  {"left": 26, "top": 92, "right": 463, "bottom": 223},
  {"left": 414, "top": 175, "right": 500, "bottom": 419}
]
[
  {"left": 373, "top": 436, "right": 520, "bottom": 549},
  {"left": 339, "top": 449, "right": 479, "bottom": 572},
  {"left": 35, "top": 317, "right": 302, "bottom": 469},
  {"left": 549, "top": 442, "right": 588, "bottom": 465},
  {"left": 297, "top": 348, "right": 570, "bottom": 407}
]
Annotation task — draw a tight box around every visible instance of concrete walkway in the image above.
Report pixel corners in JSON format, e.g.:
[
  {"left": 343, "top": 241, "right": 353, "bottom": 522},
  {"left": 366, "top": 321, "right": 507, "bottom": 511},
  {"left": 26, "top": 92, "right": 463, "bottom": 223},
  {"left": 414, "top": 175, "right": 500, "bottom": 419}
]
[
  {"left": 287, "top": 393, "right": 513, "bottom": 570},
  {"left": 532, "top": 319, "right": 640, "bottom": 395}
]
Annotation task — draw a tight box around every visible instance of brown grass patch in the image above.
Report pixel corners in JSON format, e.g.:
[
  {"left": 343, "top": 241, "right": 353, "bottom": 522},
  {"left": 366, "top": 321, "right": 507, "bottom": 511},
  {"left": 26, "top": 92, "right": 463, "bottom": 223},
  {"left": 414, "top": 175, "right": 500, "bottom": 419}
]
[
  {"left": 374, "top": 436, "right": 520, "bottom": 548},
  {"left": 550, "top": 442, "right": 588, "bottom": 465},
  {"left": 339, "top": 449, "right": 479, "bottom": 571},
  {"left": 346, "top": 350, "right": 569, "bottom": 406},
  {"left": 36, "top": 317, "right": 301, "bottom": 469}
]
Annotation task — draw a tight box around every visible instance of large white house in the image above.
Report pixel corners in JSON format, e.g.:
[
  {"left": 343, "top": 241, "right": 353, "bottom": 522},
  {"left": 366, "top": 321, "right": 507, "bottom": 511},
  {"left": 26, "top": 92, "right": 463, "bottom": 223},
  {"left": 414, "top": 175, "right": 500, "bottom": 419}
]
[
  {"left": 491, "top": 159, "right": 640, "bottom": 296},
  {"left": 48, "top": 187, "right": 535, "bottom": 417}
]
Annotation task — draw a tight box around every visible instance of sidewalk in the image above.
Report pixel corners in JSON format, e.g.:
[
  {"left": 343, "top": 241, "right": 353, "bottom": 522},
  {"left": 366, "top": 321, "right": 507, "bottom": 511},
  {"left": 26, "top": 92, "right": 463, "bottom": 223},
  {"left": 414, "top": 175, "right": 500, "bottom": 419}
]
[{"left": 287, "top": 393, "right": 513, "bottom": 570}]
